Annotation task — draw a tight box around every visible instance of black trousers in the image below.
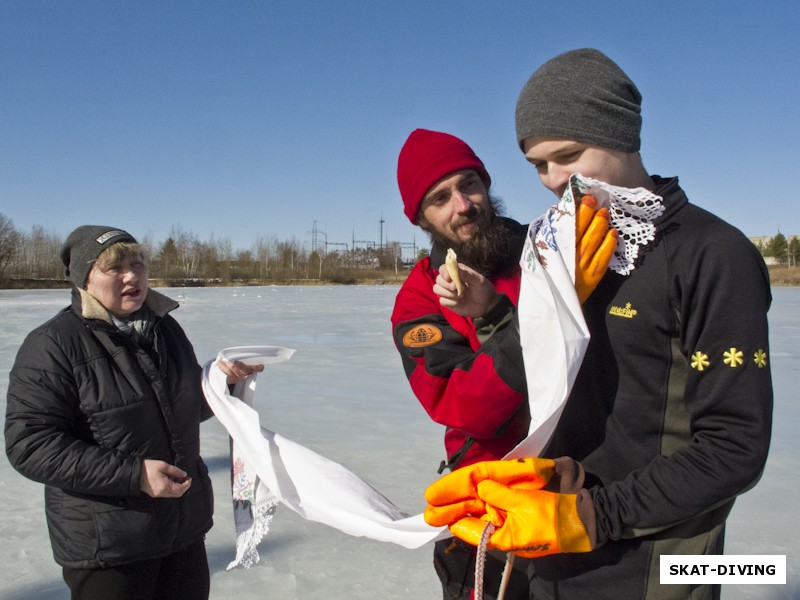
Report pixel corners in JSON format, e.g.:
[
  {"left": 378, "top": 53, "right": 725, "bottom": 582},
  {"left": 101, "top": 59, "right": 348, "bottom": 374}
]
[
  {"left": 62, "top": 540, "right": 210, "bottom": 600},
  {"left": 433, "top": 537, "right": 530, "bottom": 600}
]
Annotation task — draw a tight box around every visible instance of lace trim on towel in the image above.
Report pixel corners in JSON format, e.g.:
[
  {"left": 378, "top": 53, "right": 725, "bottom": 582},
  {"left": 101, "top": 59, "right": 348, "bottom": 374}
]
[{"left": 568, "top": 173, "right": 664, "bottom": 275}]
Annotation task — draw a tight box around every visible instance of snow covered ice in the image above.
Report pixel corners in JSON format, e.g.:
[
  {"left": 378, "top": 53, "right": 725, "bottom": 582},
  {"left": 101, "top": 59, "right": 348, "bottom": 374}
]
[{"left": 1, "top": 285, "right": 797, "bottom": 599}]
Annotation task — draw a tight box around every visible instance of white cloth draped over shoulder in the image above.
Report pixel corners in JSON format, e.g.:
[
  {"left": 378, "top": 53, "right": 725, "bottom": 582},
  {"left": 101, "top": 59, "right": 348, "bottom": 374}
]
[{"left": 201, "top": 174, "right": 663, "bottom": 567}]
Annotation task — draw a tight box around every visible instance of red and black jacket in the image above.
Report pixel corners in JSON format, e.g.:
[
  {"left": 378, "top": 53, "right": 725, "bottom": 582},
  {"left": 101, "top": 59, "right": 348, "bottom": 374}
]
[{"left": 391, "top": 218, "right": 530, "bottom": 471}]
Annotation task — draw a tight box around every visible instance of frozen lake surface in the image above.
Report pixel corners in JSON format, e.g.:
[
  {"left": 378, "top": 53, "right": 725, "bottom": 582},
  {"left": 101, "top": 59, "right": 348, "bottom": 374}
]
[{"left": 1, "top": 285, "right": 797, "bottom": 599}]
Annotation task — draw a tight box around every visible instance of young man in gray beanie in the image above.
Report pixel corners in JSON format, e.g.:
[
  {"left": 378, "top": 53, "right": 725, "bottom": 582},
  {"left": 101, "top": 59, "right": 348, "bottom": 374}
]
[{"left": 425, "top": 49, "right": 773, "bottom": 600}]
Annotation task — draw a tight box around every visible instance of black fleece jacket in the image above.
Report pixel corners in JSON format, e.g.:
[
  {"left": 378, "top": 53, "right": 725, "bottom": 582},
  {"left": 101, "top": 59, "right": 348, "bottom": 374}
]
[{"left": 534, "top": 177, "right": 773, "bottom": 600}]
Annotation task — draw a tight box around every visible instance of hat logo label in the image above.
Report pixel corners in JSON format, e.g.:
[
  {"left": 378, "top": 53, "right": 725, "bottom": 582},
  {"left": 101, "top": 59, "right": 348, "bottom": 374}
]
[{"left": 95, "top": 230, "right": 129, "bottom": 245}]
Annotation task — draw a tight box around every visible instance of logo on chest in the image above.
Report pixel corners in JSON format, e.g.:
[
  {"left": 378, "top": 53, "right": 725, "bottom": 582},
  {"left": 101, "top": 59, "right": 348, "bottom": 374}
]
[{"left": 609, "top": 302, "right": 638, "bottom": 319}]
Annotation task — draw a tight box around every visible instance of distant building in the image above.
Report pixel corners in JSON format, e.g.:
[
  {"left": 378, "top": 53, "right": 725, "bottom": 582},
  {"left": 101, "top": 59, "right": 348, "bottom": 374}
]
[
  {"left": 748, "top": 234, "right": 799, "bottom": 266},
  {"left": 749, "top": 234, "right": 799, "bottom": 246},
  {"left": 748, "top": 236, "right": 772, "bottom": 248}
]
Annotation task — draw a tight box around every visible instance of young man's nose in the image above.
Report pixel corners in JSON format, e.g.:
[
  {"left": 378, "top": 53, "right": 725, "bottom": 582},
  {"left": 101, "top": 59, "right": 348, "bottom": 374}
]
[{"left": 542, "top": 165, "right": 571, "bottom": 197}]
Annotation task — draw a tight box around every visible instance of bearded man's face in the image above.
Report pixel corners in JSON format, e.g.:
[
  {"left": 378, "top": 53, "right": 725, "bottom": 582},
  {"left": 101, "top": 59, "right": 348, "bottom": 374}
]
[{"left": 418, "top": 170, "right": 512, "bottom": 278}]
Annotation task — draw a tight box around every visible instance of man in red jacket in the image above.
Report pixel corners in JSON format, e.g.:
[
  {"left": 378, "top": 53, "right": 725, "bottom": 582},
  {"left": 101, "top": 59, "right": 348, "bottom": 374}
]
[
  {"left": 392, "top": 129, "right": 613, "bottom": 599},
  {"left": 392, "top": 128, "right": 532, "bottom": 599}
]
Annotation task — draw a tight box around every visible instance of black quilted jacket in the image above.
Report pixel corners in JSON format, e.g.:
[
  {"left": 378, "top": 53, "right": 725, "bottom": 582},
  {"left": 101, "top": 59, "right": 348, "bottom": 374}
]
[{"left": 5, "top": 287, "right": 214, "bottom": 568}]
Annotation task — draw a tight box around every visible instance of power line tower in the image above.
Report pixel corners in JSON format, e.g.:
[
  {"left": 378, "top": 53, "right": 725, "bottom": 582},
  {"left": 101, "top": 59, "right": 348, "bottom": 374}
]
[
  {"left": 399, "top": 242, "right": 417, "bottom": 263},
  {"left": 352, "top": 230, "right": 376, "bottom": 251},
  {"left": 310, "top": 221, "right": 327, "bottom": 254}
]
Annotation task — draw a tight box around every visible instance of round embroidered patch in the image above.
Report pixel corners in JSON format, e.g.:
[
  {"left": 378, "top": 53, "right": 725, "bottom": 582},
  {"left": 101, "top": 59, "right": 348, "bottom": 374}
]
[{"left": 402, "top": 324, "right": 443, "bottom": 348}]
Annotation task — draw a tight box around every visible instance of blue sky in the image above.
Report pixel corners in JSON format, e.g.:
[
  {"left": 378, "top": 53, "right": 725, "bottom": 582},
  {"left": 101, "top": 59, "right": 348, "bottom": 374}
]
[{"left": 2, "top": 1, "right": 798, "bottom": 255}]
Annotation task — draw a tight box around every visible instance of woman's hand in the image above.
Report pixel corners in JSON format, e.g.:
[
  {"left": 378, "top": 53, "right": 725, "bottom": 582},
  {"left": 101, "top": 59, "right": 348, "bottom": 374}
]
[
  {"left": 140, "top": 459, "right": 192, "bottom": 498},
  {"left": 217, "top": 358, "right": 264, "bottom": 385}
]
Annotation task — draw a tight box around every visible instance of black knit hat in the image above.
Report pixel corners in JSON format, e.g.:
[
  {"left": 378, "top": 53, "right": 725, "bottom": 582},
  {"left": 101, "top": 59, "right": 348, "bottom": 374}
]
[
  {"left": 515, "top": 48, "right": 642, "bottom": 153},
  {"left": 60, "top": 225, "right": 138, "bottom": 288}
]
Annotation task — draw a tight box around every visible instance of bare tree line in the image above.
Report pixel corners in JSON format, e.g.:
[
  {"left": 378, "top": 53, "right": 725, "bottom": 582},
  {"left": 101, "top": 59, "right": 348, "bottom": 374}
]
[
  {"left": 0, "top": 215, "right": 427, "bottom": 287},
  {"left": 1, "top": 213, "right": 796, "bottom": 289}
]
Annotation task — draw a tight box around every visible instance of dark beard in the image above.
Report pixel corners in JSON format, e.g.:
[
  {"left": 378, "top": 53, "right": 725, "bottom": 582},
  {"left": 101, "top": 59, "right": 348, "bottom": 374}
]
[{"left": 426, "top": 196, "right": 518, "bottom": 279}]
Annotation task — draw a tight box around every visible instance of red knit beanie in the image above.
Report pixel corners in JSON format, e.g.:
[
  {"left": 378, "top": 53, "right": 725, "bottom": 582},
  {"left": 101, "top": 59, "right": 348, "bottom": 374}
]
[{"left": 397, "top": 129, "right": 491, "bottom": 224}]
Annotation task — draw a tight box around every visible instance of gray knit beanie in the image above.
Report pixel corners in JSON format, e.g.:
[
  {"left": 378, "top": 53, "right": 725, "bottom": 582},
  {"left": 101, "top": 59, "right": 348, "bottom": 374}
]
[
  {"left": 60, "top": 225, "right": 138, "bottom": 288},
  {"left": 515, "top": 48, "right": 642, "bottom": 153}
]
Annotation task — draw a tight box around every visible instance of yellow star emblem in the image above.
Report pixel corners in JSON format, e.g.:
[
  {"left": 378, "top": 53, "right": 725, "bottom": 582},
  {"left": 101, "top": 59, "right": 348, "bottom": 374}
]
[
  {"left": 723, "top": 348, "right": 744, "bottom": 368},
  {"left": 754, "top": 349, "right": 768, "bottom": 368},
  {"left": 691, "top": 351, "right": 710, "bottom": 371}
]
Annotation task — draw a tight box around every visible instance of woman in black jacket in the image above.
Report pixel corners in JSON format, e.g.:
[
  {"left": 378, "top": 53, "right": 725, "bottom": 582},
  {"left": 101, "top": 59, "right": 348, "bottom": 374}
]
[{"left": 5, "top": 225, "right": 257, "bottom": 600}]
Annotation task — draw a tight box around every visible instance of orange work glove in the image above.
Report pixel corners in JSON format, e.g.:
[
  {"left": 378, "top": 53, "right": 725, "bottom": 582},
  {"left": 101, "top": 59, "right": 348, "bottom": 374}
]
[
  {"left": 424, "top": 457, "right": 556, "bottom": 527},
  {"left": 575, "top": 195, "right": 618, "bottom": 303},
  {"left": 449, "top": 480, "right": 592, "bottom": 559}
]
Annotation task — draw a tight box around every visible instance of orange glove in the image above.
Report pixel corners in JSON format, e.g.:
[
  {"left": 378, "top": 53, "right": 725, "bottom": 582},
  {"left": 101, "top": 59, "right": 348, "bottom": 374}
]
[
  {"left": 575, "top": 195, "right": 618, "bottom": 303},
  {"left": 424, "top": 457, "right": 556, "bottom": 527},
  {"left": 448, "top": 481, "right": 592, "bottom": 558}
]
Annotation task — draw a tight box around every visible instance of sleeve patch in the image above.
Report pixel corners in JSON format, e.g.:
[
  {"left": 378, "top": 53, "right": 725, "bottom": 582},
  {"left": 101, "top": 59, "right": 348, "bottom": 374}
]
[
  {"left": 723, "top": 348, "right": 744, "bottom": 368},
  {"left": 691, "top": 351, "right": 710, "bottom": 371},
  {"left": 402, "top": 324, "right": 443, "bottom": 348},
  {"left": 690, "top": 347, "right": 768, "bottom": 371}
]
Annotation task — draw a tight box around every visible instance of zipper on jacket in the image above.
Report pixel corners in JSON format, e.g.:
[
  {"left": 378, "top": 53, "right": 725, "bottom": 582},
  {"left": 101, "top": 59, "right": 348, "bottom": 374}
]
[{"left": 437, "top": 437, "right": 476, "bottom": 474}]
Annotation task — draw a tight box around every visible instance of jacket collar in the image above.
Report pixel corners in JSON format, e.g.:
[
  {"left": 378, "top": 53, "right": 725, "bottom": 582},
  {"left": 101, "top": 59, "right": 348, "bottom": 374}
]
[
  {"left": 72, "top": 287, "right": 179, "bottom": 324},
  {"left": 650, "top": 176, "right": 688, "bottom": 224}
]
